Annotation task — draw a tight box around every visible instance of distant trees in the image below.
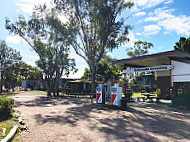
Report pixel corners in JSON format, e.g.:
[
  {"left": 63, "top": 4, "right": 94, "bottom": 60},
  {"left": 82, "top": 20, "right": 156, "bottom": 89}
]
[
  {"left": 0, "top": 40, "right": 22, "bottom": 94},
  {"left": 174, "top": 37, "right": 190, "bottom": 53},
  {"left": 127, "top": 41, "right": 153, "bottom": 57},
  {"left": 5, "top": 7, "right": 77, "bottom": 96},
  {"left": 81, "top": 55, "right": 122, "bottom": 83},
  {"left": 4, "top": 62, "right": 43, "bottom": 91},
  {"left": 54, "top": 0, "right": 134, "bottom": 102},
  {"left": 17, "top": 62, "right": 42, "bottom": 81}
]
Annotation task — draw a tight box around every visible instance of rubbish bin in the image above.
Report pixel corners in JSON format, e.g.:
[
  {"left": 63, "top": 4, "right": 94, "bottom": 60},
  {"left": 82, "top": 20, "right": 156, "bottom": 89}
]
[{"left": 121, "top": 98, "right": 127, "bottom": 108}]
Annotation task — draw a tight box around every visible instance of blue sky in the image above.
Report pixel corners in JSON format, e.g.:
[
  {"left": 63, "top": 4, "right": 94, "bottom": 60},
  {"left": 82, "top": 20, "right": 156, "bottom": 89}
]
[{"left": 1, "top": 0, "right": 190, "bottom": 78}]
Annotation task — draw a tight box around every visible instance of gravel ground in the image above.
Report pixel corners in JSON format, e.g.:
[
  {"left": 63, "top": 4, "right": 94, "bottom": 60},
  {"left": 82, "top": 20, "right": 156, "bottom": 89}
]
[{"left": 12, "top": 91, "right": 190, "bottom": 142}]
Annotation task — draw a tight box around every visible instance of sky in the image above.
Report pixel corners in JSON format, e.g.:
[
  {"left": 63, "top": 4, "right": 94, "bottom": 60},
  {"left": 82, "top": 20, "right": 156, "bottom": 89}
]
[{"left": 1, "top": 0, "right": 190, "bottom": 78}]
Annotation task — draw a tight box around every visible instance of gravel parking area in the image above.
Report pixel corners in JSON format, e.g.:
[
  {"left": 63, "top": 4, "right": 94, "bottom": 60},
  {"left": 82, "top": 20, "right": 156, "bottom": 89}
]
[{"left": 12, "top": 91, "right": 190, "bottom": 142}]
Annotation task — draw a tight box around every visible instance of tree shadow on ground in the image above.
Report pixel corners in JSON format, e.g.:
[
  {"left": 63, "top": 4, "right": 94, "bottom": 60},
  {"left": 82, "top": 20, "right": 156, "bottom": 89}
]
[
  {"left": 0, "top": 115, "right": 12, "bottom": 123},
  {"left": 16, "top": 95, "right": 190, "bottom": 141},
  {"left": 128, "top": 105, "right": 190, "bottom": 140},
  {"left": 129, "top": 102, "right": 190, "bottom": 120},
  {"left": 14, "top": 96, "right": 89, "bottom": 108}
]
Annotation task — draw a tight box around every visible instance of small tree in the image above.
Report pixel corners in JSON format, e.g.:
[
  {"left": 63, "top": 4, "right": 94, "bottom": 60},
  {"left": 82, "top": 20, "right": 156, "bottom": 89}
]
[
  {"left": 4, "top": 62, "right": 43, "bottom": 91},
  {"left": 127, "top": 41, "right": 153, "bottom": 90},
  {"left": 127, "top": 40, "right": 153, "bottom": 57},
  {"left": 81, "top": 55, "right": 122, "bottom": 83},
  {"left": 174, "top": 37, "right": 190, "bottom": 53},
  {"left": 54, "top": 0, "right": 134, "bottom": 102},
  {"left": 0, "top": 40, "right": 22, "bottom": 94}
]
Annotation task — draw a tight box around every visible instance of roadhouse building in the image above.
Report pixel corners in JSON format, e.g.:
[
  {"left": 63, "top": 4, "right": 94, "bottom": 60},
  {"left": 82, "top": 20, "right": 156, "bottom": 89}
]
[{"left": 113, "top": 50, "right": 190, "bottom": 98}]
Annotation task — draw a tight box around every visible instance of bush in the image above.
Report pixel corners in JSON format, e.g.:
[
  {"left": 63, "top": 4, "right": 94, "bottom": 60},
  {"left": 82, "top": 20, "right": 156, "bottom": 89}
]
[
  {"left": 156, "top": 88, "right": 161, "bottom": 97},
  {"left": 0, "top": 97, "right": 14, "bottom": 115},
  {"left": 184, "top": 92, "right": 190, "bottom": 108}
]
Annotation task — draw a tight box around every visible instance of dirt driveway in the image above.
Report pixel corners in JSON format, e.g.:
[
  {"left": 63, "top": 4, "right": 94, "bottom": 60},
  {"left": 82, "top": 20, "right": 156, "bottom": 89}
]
[{"left": 12, "top": 91, "right": 190, "bottom": 142}]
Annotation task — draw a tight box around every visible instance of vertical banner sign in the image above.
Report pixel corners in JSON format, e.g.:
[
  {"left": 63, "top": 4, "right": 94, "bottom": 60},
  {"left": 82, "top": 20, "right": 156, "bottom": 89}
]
[
  {"left": 111, "top": 94, "right": 117, "bottom": 105},
  {"left": 96, "top": 93, "right": 102, "bottom": 103},
  {"left": 123, "top": 65, "right": 172, "bottom": 74},
  {"left": 96, "top": 87, "right": 102, "bottom": 103}
]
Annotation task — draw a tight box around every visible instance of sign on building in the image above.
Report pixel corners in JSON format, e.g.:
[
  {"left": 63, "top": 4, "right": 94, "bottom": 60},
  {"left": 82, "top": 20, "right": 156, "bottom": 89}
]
[{"left": 123, "top": 65, "right": 172, "bottom": 74}]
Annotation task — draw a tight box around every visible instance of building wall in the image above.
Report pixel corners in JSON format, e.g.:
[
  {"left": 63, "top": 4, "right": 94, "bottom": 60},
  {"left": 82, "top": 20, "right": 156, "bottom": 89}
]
[
  {"left": 157, "top": 76, "right": 170, "bottom": 98},
  {"left": 172, "top": 60, "right": 190, "bottom": 83},
  {"left": 155, "top": 60, "right": 190, "bottom": 97},
  {"left": 155, "top": 70, "right": 171, "bottom": 98},
  {"left": 155, "top": 70, "right": 170, "bottom": 79},
  {"left": 173, "top": 82, "right": 190, "bottom": 96}
]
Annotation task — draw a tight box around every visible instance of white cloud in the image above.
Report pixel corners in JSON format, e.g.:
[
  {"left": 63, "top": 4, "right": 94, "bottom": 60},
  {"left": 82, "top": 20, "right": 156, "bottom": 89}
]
[
  {"left": 25, "top": 61, "right": 37, "bottom": 67},
  {"left": 135, "top": 12, "right": 146, "bottom": 16},
  {"left": 23, "top": 54, "right": 39, "bottom": 60},
  {"left": 149, "top": 46, "right": 164, "bottom": 54},
  {"left": 145, "top": 7, "right": 175, "bottom": 22},
  {"left": 164, "top": 0, "right": 173, "bottom": 4},
  {"left": 135, "top": 32, "right": 142, "bottom": 35},
  {"left": 66, "top": 69, "right": 85, "bottom": 79},
  {"left": 158, "top": 16, "right": 190, "bottom": 35},
  {"left": 15, "top": 0, "right": 68, "bottom": 23},
  {"left": 144, "top": 7, "right": 190, "bottom": 36},
  {"left": 134, "top": 0, "right": 148, "bottom": 7},
  {"left": 163, "top": 31, "right": 170, "bottom": 35},
  {"left": 124, "top": 32, "right": 138, "bottom": 47},
  {"left": 15, "top": 0, "right": 52, "bottom": 14},
  {"left": 69, "top": 50, "right": 86, "bottom": 64},
  {"left": 144, "top": 0, "right": 173, "bottom": 8},
  {"left": 67, "top": 49, "right": 88, "bottom": 78},
  {"left": 143, "top": 25, "right": 161, "bottom": 36},
  {"left": 128, "top": 0, "right": 173, "bottom": 11},
  {"left": 6, "top": 35, "right": 26, "bottom": 44}
]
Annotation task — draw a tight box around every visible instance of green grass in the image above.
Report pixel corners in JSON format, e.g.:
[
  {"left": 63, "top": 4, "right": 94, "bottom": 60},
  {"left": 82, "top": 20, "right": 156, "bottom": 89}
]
[
  {"left": 132, "top": 92, "right": 157, "bottom": 98},
  {"left": 38, "top": 90, "right": 47, "bottom": 93},
  {"left": 0, "top": 114, "right": 17, "bottom": 141},
  {"left": 122, "top": 92, "right": 157, "bottom": 98}
]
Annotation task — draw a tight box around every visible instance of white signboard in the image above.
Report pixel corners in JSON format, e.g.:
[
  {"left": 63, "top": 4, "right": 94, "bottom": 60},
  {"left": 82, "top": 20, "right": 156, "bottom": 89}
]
[{"left": 123, "top": 65, "right": 172, "bottom": 74}]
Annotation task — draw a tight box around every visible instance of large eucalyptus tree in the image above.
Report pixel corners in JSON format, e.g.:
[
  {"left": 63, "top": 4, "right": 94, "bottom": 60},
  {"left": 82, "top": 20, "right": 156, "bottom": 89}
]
[{"left": 54, "top": 0, "right": 134, "bottom": 102}]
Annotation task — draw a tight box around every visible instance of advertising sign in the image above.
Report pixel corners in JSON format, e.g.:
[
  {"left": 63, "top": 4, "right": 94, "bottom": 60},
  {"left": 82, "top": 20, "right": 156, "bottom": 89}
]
[{"left": 123, "top": 65, "right": 172, "bottom": 74}]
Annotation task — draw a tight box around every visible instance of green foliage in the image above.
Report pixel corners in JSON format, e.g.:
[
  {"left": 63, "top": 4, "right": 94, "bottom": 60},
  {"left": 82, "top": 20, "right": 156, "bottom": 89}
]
[
  {"left": 0, "top": 41, "right": 22, "bottom": 93},
  {"left": 81, "top": 55, "right": 122, "bottom": 82},
  {"left": 0, "top": 97, "right": 14, "bottom": 115},
  {"left": 4, "top": 62, "right": 42, "bottom": 89},
  {"left": 156, "top": 88, "right": 161, "bottom": 97},
  {"left": 127, "top": 40, "right": 153, "bottom": 57},
  {"left": 81, "top": 68, "right": 91, "bottom": 80},
  {"left": 174, "top": 37, "right": 190, "bottom": 53},
  {"left": 184, "top": 92, "right": 190, "bottom": 108},
  {"left": 54, "top": 0, "right": 133, "bottom": 95},
  {"left": 5, "top": 7, "right": 77, "bottom": 96}
]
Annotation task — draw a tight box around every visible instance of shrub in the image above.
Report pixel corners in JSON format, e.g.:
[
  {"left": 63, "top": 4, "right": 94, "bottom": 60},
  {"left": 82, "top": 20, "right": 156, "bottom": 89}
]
[
  {"left": 156, "top": 88, "right": 161, "bottom": 97},
  {"left": 0, "top": 97, "right": 14, "bottom": 115},
  {"left": 184, "top": 92, "right": 190, "bottom": 108}
]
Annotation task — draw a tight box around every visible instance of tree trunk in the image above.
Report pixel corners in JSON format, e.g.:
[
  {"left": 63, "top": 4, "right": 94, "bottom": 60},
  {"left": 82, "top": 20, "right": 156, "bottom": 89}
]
[
  {"left": 0, "top": 71, "right": 4, "bottom": 94},
  {"left": 47, "top": 79, "right": 51, "bottom": 96},
  {"left": 53, "top": 78, "right": 56, "bottom": 97},
  {"left": 56, "top": 78, "right": 60, "bottom": 97},
  {"left": 12, "top": 83, "right": 15, "bottom": 92},
  {"left": 90, "top": 65, "right": 96, "bottom": 104}
]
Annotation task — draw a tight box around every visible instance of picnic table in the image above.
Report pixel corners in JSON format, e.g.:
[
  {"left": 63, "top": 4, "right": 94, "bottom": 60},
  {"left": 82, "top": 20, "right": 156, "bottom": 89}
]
[
  {"left": 141, "top": 94, "right": 155, "bottom": 99},
  {"left": 141, "top": 94, "right": 160, "bottom": 102},
  {"left": 137, "top": 94, "right": 160, "bottom": 102}
]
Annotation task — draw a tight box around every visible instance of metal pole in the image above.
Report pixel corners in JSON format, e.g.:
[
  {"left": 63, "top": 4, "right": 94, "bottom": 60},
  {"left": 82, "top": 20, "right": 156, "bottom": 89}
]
[{"left": 124, "top": 73, "right": 127, "bottom": 98}]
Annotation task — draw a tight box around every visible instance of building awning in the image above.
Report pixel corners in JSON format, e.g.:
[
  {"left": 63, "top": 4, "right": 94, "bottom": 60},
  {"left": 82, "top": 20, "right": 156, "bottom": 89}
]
[{"left": 113, "top": 50, "right": 190, "bottom": 67}]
